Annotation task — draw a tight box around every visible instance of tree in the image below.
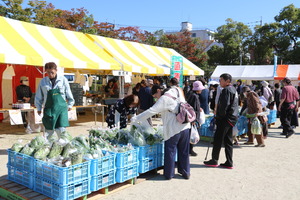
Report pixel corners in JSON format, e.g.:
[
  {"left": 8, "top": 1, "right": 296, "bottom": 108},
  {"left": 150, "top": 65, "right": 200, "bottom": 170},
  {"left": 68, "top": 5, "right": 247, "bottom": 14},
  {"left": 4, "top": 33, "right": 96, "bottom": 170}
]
[
  {"left": 0, "top": 0, "right": 31, "bottom": 21},
  {"left": 207, "top": 18, "right": 252, "bottom": 66}
]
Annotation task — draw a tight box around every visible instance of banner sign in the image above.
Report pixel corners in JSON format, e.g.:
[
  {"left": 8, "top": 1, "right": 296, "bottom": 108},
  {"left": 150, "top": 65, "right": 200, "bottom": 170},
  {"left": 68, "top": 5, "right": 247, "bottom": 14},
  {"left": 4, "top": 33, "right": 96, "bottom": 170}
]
[{"left": 170, "top": 56, "right": 183, "bottom": 87}]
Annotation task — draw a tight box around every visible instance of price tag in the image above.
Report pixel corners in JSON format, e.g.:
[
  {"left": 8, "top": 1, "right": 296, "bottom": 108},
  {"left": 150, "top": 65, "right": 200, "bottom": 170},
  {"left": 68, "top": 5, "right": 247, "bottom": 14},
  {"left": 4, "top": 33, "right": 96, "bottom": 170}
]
[
  {"left": 128, "top": 169, "right": 133, "bottom": 176},
  {"left": 127, "top": 153, "right": 133, "bottom": 162},
  {"left": 103, "top": 176, "right": 108, "bottom": 184},
  {"left": 74, "top": 169, "right": 82, "bottom": 177},
  {"left": 74, "top": 185, "right": 82, "bottom": 195}
]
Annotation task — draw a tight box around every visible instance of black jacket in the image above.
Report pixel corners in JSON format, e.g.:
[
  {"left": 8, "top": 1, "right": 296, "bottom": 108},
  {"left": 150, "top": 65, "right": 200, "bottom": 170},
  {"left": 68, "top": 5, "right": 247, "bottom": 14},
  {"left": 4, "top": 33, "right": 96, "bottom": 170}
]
[
  {"left": 187, "top": 91, "right": 201, "bottom": 124},
  {"left": 216, "top": 85, "right": 239, "bottom": 126}
]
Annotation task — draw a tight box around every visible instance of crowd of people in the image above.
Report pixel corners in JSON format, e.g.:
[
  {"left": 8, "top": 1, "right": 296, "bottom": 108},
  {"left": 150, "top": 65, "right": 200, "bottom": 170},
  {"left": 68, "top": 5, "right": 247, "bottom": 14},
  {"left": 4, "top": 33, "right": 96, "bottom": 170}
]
[{"left": 105, "top": 74, "right": 299, "bottom": 180}]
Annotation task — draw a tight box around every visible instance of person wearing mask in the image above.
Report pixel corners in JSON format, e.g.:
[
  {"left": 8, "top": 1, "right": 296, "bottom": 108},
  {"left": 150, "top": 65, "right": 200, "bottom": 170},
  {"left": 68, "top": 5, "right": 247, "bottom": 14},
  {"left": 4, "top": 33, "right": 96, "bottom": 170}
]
[
  {"left": 16, "top": 76, "right": 32, "bottom": 128},
  {"left": 187, "top": 81, "right": 204, "bottom": 156},
  {"left": 204, "top": 73, "right": 239, "bottom": 169},
  {"left": 106, "top": 94, "right": 139, "bottom": 129},
  {"left": 278, "top": 78, "right": 299, "bottom": 138},
  {"left": 35, "top": 62, "right": 74, "bottom": 139},
  {"left": 132, "top": 84, "right": 191, "bottom": 180},
  {"left": 198, "top": 78, "right": 210, "bottom": 114}
]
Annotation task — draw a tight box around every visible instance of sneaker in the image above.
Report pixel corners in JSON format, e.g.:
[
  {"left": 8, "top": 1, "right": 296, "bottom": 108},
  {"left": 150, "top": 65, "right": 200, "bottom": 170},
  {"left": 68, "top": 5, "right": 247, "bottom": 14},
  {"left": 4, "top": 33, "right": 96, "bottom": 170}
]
[
  {"left": 189, "top": 150, "right": 198, "bottom": 157},
  {"left": 254, "top": 144, "right": 265, "bottom": 147},
  {"left": 219, "top": 162, "right": 233, "bottom": 169},
  {"left": 244, "top": 141, "right": 254, "bottom": 145},
  {"left": 286, "top": 131, "right": 295, "bottom": 138},
  {"left": 204, "top": 159, "right": 218, "bottom": 167}
]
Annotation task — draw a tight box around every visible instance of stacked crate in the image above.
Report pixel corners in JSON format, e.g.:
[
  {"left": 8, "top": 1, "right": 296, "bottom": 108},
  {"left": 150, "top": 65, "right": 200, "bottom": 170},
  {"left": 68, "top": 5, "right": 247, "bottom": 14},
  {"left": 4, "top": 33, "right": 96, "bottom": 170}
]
[
  {"left": 89, "top": 151, "right": 116, "bottom": 191},
  {"left": 7, "top": 149, "right": 91, "bottom": 200},
  {"left": 115, "top": 148, "right": 139, "bottom": 183},
  {"left": 138, "top": 144, "right": 158, "bottom": 173},
  {"left": 157, "top": 142, "right": 164, "bottom": 168}
]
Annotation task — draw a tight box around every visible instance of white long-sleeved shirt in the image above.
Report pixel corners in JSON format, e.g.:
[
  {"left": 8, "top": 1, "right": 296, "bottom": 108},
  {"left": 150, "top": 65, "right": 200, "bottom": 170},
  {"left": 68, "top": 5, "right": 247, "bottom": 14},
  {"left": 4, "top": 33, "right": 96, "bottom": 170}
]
[
  {"left": 135, "top": 87, "right": 190, "bottom": 141},
  {"left": 35, "top": 75, "right": 74, "bottom": 111}
]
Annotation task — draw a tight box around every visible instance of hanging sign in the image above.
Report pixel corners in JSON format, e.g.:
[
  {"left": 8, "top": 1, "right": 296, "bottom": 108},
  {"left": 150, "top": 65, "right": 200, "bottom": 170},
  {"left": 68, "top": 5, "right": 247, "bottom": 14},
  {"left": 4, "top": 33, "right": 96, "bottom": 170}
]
[
  {"left": 171, "top": 56, "right": 183, "bottom": 87},
  {"left": 8, "top": 110, "right": 23, "bottom": 125}
]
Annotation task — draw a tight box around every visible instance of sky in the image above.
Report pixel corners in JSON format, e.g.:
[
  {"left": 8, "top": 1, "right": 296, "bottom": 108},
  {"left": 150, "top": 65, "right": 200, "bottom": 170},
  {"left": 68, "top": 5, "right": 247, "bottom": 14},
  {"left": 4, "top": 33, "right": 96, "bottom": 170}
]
[{"left": 23, "top": 0, "right": 300, "bottom": 32}]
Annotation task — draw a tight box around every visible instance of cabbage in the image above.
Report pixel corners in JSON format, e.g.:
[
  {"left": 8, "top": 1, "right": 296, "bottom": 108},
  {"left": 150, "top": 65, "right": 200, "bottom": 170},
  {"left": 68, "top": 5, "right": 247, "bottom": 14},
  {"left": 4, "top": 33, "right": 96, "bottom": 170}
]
[
  {"left": 11, "top": 143, "right": 23, "bottom": 152},
  {"left": 30, "top": 136, "right": 47, "bottom": 148},
  {"left": 34, "top": 145, "right": 50, "bottom": 160},
  {"left": 20, "top": 144, "right": 35, "bottom": 156}
]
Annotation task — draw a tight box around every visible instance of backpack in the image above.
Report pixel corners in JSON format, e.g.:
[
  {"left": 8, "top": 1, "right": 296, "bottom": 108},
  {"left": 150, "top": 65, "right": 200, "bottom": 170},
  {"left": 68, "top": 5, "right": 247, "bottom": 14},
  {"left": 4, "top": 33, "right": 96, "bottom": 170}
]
[{"left": 164, "top": 88, "right": 196, "bottom": 124}]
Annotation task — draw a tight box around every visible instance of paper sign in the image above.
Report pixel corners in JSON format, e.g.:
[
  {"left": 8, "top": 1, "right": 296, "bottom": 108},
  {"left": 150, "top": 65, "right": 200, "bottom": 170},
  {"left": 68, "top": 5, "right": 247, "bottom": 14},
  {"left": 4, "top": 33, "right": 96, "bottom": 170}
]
[
  {"left": 34, "top": 109, "right": 43, "bottom": 124},
  {"left": 68, "top": 107, "right": 77, "bottom": 121},
  {"left": 8, "top": 110, "right": 23, "bottom": 125}
]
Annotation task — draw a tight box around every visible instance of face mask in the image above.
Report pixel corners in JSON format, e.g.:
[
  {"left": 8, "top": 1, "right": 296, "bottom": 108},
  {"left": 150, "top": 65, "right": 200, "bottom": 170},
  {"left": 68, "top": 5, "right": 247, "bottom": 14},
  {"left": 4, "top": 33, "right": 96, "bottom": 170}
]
[{"left": 23, "top": 81, "right": 29, "bottom": 86}]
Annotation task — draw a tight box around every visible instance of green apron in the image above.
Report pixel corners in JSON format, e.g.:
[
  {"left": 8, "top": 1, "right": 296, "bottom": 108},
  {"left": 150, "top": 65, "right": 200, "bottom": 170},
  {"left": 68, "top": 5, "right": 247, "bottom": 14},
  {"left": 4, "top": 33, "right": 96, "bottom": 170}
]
[{"left": 42, "top": 88, "right": 69, "bottom": 130}]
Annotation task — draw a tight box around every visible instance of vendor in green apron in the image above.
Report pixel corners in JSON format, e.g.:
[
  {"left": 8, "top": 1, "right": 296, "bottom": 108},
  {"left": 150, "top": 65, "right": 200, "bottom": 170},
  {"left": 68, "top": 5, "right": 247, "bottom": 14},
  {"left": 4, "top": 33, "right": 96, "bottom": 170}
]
[{"left": 35, "top": 62, "right": 74, "bottom": 139}]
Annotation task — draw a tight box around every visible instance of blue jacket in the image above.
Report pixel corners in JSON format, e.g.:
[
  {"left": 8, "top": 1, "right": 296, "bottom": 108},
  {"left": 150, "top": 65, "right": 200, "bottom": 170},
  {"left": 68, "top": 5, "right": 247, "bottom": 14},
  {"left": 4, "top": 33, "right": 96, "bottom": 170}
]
[
  {"left": 138, "top": 86, "right": 154, "bottom": 110},
  {"left": 35, "top": 75, "right": 74, "bottom": 111},
  {"left": 198, "top": 88, "right": 210, "bottom": 114}
]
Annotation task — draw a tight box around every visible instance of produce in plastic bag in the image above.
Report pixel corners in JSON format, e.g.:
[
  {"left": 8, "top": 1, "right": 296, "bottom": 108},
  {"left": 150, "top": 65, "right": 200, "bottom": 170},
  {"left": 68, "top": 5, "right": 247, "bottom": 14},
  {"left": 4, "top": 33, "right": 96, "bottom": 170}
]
[
  {"left": 61, "top": 143, "right": 77, "bottom": 158},
  {"left": 70, "top": 152, "right": 83, "bottom": 165},
  {"left": 48, "top": 141, "right": 64, "bottom": 159},
  {"left": 48, "top": 132, "right": 58, "bottom": 144},
  {"left": 59, "top": 131, "right": 73, "bottom": 144},
  {"left": 34, "top": 145, "right": 50, "bottom": 160},
  {"left": 30, "top": 136, "right": 47, "bottom": 149},
  {"left": 251, "top": 117, "right": 261, "bottom": 135},
  {"left": 20, "top": 144, "right": 35, "bottom": 156},
  {"left": 11, "top": 143, "right": 23, "bottom": 152}
]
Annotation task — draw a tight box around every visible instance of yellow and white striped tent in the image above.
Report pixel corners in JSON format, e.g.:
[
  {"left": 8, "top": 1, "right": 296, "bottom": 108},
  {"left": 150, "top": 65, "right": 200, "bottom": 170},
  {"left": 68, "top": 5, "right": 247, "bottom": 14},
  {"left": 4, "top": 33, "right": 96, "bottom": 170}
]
[
  {"left": 87, "top": 34, "right": 204, "bottom": 76},
  {"left": 0, "top": 16, "right": 122, "bottom": 72}
]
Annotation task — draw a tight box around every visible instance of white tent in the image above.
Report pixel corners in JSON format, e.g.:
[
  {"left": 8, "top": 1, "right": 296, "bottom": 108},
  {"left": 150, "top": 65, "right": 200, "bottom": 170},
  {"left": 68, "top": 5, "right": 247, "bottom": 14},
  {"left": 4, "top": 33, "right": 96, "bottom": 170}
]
[{"left": 211, "top": 65, "right": 300, "bottom": 80}]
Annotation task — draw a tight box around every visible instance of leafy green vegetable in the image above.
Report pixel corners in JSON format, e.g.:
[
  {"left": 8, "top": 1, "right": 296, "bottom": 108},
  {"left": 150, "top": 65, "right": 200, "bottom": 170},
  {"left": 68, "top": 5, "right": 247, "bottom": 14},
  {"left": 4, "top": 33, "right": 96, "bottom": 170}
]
[
  {"left": 70, "top": 152, "right": 83, "bottom": 165},
  {"left": 34, "top": 145, "right": 50, "bottom": 160},
  {"left": 48, "top": 141, "right": 64, "bottom": 159},
  {"left": 30, "top": 136, "right": 47, "bottom": 148},
  {"left": 11, "top": 143, "right": 23, "bottom": 152},
  {"left": 20, "top": 144, "right": 35, "bottom": 156}
]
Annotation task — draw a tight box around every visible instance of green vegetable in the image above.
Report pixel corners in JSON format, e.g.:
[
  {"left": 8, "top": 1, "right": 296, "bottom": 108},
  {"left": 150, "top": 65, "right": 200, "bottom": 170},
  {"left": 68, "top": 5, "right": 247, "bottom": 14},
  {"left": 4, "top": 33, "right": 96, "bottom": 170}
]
[
  {"left": 48, "top": 141, "right": 64, "bottom": 159},
  {"left": 61, "top": 143, "right": 77, "bottom": 158},
  {"left": 34, "top": 145, "right": 50, "bottom": 160},
  {"left": 11, "top": 143, "right": 23, "bottom": 152},
  {"left": 48, "top": 133, "right": 58, "bottom": 144},
  {"left": 30, "top": 136, "right": 47, "bottom": 148},
  {"left": 60, "top": 131, "right": 73, "bottom": 143},
  {"left": 20, "top": 144, "right": 35, "bottom": 156},
  {"left": 70, "top": 152, "right": 83, "bottom": 165}
]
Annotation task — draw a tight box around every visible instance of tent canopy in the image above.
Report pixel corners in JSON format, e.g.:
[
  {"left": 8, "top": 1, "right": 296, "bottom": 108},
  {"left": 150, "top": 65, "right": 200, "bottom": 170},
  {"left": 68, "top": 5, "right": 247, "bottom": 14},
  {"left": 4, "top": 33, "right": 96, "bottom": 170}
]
[
  {"left": 211, "top": 65, "right": 300, "bottom": 80},
  {"left": 0, "top": 16, "right": 122, "bottom": 71},
  {"left": 87, "top": 34, "right": 204, "bottom": 76}
]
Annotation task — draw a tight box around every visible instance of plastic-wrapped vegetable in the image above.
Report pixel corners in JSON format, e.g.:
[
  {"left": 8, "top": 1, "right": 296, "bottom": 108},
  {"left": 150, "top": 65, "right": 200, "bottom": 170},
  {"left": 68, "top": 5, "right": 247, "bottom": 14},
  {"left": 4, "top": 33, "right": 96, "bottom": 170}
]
[
  {"left": 34, "top": 145, "right": 50, "bottom": 160},
  {"left": 59, "top": 131, "right": 73, "bottom": 144},
  {"left": 128, "top": 127, "right": 146, "bottom": 146},
  {"left": 251, "top": 117, "right": 261, "bottom": 135},
  {"left": 48, "top": 141, "right": 64, "bottom": 159},
  {"left": 20, "top": 144, "right": 35, "bottom": 156},
  {"left": 11, "top": 143, "right": 23, "bottom": 152},
  {"left": 70, "top": 152, "right": 83, "bottom": 165},
  {"left": 48, "top": 132, "right": 58, "bottom": 144},
  {"left": 30, "top": 136, "right": 47, "bottom": 148},
  {"left": 61, "top": 143, "right": 77, "bottom": 158},
  {"left": 73, "top": 136, "right": 89, "bottom": 150}
]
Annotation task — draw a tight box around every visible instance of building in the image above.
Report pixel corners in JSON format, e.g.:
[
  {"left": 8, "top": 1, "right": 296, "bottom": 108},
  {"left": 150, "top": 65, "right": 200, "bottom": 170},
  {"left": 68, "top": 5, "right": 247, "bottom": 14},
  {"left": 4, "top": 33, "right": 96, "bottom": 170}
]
[{"left": 166, "top": 22, "right": 222, "bottom": 51}]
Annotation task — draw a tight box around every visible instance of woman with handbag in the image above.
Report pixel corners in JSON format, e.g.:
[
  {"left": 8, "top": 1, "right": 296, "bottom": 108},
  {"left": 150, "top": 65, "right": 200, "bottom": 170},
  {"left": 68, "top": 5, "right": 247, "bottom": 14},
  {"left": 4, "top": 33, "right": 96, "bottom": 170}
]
[
  {"left": 132, "top": 83, "right": 191, "bottom": 180},
  {"left": 187, "top": 81, "right": 205, "bottom": 156}
]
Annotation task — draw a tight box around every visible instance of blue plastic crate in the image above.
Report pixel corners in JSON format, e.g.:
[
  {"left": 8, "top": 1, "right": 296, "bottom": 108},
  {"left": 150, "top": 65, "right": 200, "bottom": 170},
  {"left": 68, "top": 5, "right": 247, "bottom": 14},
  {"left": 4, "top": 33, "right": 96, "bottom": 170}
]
[
  {"left": 138, "top": 156, "right": 158, "bottom": 173},
  {"left": 90, "top": 152, "right": 115, "bottom": 176},
  {"left": 116, "top": 163, "right": 138, "bottom": 183},
  {"left": 90, "top": 169, "right": 115, "bottom": 192},
  {"left": 157, "top": 142, "right": 164, "bottom": 154},
  {"left": 115, "top": 148, "right": 138, "bottom": 168},
  {"left": 7, "top": 165, "right": 34, "bottom": 189},
  {"left": 35, "top": 159, "right": 90, "bottom": 185},
  {"left": 237, "top": 116, "right": 248, "bottom": 135},
  {"left": 7, "top": 149, "right": 35, "bottom": 172},
  {"left": 200, "top": 124, "right": 208, "bottom": 136},
  {"left": 34, "top": 176, "right": 90, "bottom": 200},
  {"left": 138, "top": 144, "right": 158, "bottom": 160},
  {"left": 157, "top": 153, "right": 164, "bottom": 167}
]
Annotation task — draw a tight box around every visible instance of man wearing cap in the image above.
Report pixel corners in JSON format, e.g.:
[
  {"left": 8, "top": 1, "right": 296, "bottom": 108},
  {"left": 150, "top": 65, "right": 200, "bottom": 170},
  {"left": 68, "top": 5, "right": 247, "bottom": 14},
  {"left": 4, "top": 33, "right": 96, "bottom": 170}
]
[
  {"left": 137, "top": 79, "right": 154, "bottom": 125},
  {"left": 187, "top": 81, "right": 204, "bottom": 156},
  {"left": 16, "top": 76, "right": 32, "bottom": 127},
  {"left": 278, "top": 78, "right": 299, "bottom": 138},
  {"left": 35, "top": 62, "right": 74, "bottom": 139}
]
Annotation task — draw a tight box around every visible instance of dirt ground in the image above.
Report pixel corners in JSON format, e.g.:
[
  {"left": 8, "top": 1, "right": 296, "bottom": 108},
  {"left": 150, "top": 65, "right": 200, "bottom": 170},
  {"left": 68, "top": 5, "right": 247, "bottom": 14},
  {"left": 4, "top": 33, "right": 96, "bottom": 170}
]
[{"left": 1, "top": 110, "right": 300, "bottom": 200}]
